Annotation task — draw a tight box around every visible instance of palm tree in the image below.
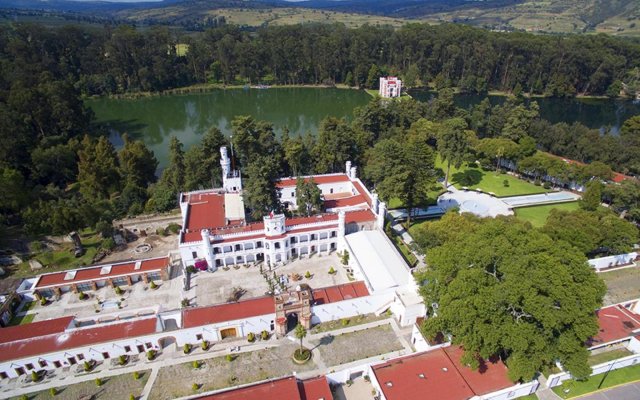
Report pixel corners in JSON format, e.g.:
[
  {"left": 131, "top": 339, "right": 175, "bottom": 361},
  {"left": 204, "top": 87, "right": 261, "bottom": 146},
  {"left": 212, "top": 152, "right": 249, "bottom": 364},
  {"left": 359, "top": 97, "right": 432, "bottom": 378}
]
[{"left": 294, "top": 323, "right": 307, "bottom": 354}]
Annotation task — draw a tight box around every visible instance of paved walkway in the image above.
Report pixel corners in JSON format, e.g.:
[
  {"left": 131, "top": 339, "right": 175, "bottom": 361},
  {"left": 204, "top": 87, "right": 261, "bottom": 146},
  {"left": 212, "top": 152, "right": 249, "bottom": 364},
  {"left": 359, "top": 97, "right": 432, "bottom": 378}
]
[
  {"left": 536, "top": 375, "right": 562, "bottom": 400},
  {"left": 390, "top": 221, "right": 426, "bottom": 268}
]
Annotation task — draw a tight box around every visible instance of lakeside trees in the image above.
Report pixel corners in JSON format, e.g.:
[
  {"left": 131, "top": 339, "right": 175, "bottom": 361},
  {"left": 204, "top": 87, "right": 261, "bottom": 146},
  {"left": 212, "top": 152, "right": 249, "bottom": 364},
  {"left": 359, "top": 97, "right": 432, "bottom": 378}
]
[{"left": 414, "top": 214, "right": 606, "bottom": 382}]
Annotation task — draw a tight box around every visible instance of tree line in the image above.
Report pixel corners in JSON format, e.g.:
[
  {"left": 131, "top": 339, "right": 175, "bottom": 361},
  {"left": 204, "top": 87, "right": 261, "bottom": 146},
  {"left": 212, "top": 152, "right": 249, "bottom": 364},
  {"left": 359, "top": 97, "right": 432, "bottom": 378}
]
[{"left": 2, "top": 22, "right": 640, "bottom": 98}]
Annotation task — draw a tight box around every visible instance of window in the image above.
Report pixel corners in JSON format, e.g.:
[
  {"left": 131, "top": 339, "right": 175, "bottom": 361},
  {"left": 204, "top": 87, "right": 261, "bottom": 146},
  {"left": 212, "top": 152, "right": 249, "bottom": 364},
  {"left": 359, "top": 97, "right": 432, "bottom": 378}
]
[
  {"left": 331, "top": 231, "right": 337, "bottom": 238},
  {"left": 192, "top": 251, "right": 198, "bottom": 259},
  {"left": 77, "top": 354, "right": 85, "bottom": 360},
  {"left": 39, "top": 360, "right": 47, "bottom": 368},
  {"left": 0, "top": 372, "right": 8, "bottom": 379},
  {"left": 256, "top": 241, "right": 263, "bottom": 248},
  {"left": 53, "top": 361, "right": 62, "bottom": 368},
  {"left": 196, "top": 334, "right": 203, "bottom": 340},
  {"left": 214, "top": 247, "right": 221, "bottom": 254},
  {"left": 235, "top": 244, "right": 242, "bottom": 251},
  {"left": 67, "top": 357, "right": 76, "bottom": 365},
  {"left": 102, "top": 352, "right": 110, "bottom": 359},
  {"left": 15, "top": 367, "right": 25, "bottom": 376},
  {"left": 275, "top": 242, "right": 280, "bottom": 249},
  {"left": 124, "top": 346, "right": 131, "bottom": 353},
  {"left": 25, "top": 363, "right": 34, "bottom": 370},
  {"left": 291, "top": 192, "right": 295, "bottom": 197},
  {"left": 291, "top": 237, "right": 296, "bottom": 244},
  {"left": 330, "top": 188, "right": 334, "bottom": 194},
  {"left": 146, "top": 343, "right": 153, "bottom": 349},
  {"left": 310, "top": 234, "right": 316, "bottom": 240},
  {"left": 137, "top": 345, "right": 145, "bottom": 353}
]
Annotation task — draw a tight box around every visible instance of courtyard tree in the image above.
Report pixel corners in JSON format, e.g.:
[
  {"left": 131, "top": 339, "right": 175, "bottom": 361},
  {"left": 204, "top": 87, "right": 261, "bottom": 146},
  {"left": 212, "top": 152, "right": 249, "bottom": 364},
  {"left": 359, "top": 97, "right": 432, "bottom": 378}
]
[
  {"left": 415, "top": 215, "right": 606, "bottom": 382},
  {"left": 161, "top": 136, "right": 186, "bottom": 193},
  {"left": 184, "top": 127, "right": 227, "bottom": 190},
  {"left": 437, "top": 117, "right": 473, "bottom": 188},
  {"left": 294, "top": 323, "right": 307, "bottom": 354},
  {"left": 295, "top": 177, "right": 322, "bottom": 216},
  {"left": 77, "top": 135, "right": 121, "bottom": 200},
  {"left": 231, "top": 116, "right": 281, "bottom": 168},
  {"left": 118, "top": 134, "right": 158, "bottom": 188},
  {"left": 243, "top": 155, "right": 281, "bottom": 220},
  {"left": 365, "top": 133, "right": 436, "bottom": 223},
  {"left": 313, "top": 117, "right": 358, "bottom": 174},
  {"left": 475, "top": 138, "right": 519, "bottom": 172},
  {"left": 580, "top": 180, "right": 603, "bottom": 211}
]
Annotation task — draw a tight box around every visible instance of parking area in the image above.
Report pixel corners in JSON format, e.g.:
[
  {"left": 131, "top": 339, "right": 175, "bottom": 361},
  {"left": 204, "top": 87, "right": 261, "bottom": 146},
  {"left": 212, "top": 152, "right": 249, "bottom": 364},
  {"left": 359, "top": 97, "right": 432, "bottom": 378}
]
[
  {"left": 193, "top": 253, "right": 351, "bottom": 306},
  {"left": 576, "top": 381, "right": 640, "bottom": 400}
]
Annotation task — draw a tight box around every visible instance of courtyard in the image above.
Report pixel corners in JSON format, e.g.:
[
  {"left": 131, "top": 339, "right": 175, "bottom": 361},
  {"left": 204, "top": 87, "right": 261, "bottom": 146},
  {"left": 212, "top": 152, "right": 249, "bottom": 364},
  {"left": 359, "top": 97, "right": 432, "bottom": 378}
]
[
  {"left": 27, "top": 270, "right": 183, "bottom": 322},
  {"left": 193, "top": 252, "right": 351, "bottom": 306},
  {"left": 600, "top": 266, "right": 640, "bottom": 306}
]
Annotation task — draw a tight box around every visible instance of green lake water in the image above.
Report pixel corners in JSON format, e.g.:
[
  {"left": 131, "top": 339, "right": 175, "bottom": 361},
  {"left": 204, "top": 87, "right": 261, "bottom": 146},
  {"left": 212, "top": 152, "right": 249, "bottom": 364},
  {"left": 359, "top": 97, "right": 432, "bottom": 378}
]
[{"left": 87, "top": 87, "right": 371, "bottom": 169}]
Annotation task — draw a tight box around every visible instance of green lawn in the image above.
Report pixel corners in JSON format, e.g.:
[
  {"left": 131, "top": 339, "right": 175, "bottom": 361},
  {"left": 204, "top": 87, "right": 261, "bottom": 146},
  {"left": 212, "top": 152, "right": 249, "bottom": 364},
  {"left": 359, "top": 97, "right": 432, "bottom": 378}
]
[
  {"left": 8, "top": 313, "right": 35, "bottom": 326},
  {"left": 12, "top": 229, "right": 105, "bottom": 278},
  {"left": 514, "top": 202, "right": 580, "bottom": 227},
  {"left": 552, "top": 364, "right": 640, "bottom": 399},
  {"left": 387, "top": 230, "right": 418, "bottom": 267},
  {"left": 588, "top": 348, "right": 633, "bottom": 366},
  {"left": 435, "top": 156, "right": 549, "bottom": 197}
]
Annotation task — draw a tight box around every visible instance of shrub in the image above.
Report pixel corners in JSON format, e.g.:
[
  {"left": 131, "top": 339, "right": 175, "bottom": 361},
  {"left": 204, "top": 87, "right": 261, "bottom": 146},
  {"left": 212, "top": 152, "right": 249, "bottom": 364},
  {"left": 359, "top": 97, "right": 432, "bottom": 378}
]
[
  {"left": 101, "top": 237, "right": 116, "bottom": 251},
  {"left": 31, "top": 370, "right": 39, "bottom": 382},
  {"left": 341, "top": 318, "right": 349, "bottom": 327},
  {"left": 346, "top": 379, "right": 353, "bottom": 387},
  {"left": 543, "top": 181, "right": 552, "bottom": 189},
  {"left": 40, "top": 297, "right": 47, "bottom": 306},
  {"left": 49, "top": 387, "right": 57, "bottom": 396},
  {"left": 166, "top": 223, "right": 181, "bottom": 234},
  {"left": 192, "top": 360, "right": 201, "bottom": 369},
  {"left": 328, "top": 266, "right": 336, "bottom": 275},
  {"left": 150, "top": 281, "right": 158, "bottom": 290},
  {"left": 83, "top": 360, "right": 92, "bottom": 372},
  {"left": 95, "top": 378, "right": 103, "bottom": 387},
  {"left": 201, "top": 340, "right": 210, "bottom": 351},
  {"left": 129, "top": 395, "right": 136, "bottom": 400},
  {"left": 147, "top": 350, "right": 157, "bottom": 361},
  {"left": 133, "top": 371, "right": 140, "bottom": 380},
  {"left": 115, "top": 286, "right": 124, "bottom": 296},
  {"left": 261, "top": 330, "right": 269, "bottom": 340},
  {"left": 247, "top": 332, "right": 256, "bottom": 343},
  {"left": 364, "top": 374, "right": 370, "bottom": 382},
  {"left": 156, "top": 227, "right": 167, "bottom": 236},
  {"left": 19, "top": 395, "right": 28, "bottom": 400},
  {"left": 119, "top": 355, "right": 128, "bottom": 365},
  {"left": 192, "top": 383, "right": 200, "bottom": 391},
  {"left": 305, "top": 271, "right": 311, "bottom": 279},
  {"left": 185, "top": 265, "right": 196, "bottom": 274},
  {"left": 183, "top": 343, "right": 192, "bottom": 354},
  {"left": 181, "top": 298, "right": 190, "bottom": 308},
  {"left": 226, "top": 354, "right": 235, "bottom": 362},
  {"left": 341, "top": 250, "right": 350, "bottom": 265},
  {"left": 503, "top": 179, "right": 509, "bottom": 187},
  {"left": 78, "top": 291, "right": 88, "bottom": 300}
]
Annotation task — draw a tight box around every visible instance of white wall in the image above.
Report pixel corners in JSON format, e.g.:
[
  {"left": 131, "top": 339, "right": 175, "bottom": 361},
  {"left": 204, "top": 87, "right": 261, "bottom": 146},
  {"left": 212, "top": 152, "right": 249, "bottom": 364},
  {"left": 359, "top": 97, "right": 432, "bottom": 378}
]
[
  {"left": 480, "top": 381, "right": 539, "bottom": 400},
  {"left": 589, "top": 252, "right": 638, "bottom": 271},
  {"left": 628, "top": 337, "right": 640, "bottom": 354},
  {"left": 547, "top": 352, "right": 640, "bottom": 388}
]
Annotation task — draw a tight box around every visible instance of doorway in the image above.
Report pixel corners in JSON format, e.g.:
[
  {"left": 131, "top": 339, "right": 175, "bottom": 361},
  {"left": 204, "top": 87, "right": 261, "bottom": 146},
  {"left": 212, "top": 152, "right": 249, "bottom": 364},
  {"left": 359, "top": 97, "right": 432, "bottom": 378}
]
[
  {"left": 220, "top": 327, "right": 237, "bottom": 339},
  {"left": 287, "top": 312, "right": 299, "bottom": 332}
]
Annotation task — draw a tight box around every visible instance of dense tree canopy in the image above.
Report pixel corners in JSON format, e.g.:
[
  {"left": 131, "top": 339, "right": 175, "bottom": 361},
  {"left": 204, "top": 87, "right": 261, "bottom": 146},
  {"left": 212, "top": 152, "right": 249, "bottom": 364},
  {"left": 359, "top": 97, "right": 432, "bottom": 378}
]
[{"left": 414, "top": 214, "right": 606, "bottom": 382}]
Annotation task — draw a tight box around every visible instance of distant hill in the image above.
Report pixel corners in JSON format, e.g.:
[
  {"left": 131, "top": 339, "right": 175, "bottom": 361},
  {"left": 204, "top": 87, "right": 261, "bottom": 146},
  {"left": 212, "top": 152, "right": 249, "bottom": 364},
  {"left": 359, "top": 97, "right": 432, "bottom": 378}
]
[{"left": 1, "top": 0, "right": 639, "bottom": 36}]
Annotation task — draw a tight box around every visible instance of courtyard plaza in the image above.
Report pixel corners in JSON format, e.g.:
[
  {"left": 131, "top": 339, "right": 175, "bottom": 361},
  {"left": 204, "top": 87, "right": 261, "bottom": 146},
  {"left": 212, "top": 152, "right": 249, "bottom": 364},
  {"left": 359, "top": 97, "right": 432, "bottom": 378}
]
[
  {"left": 24, "top": 269, "right": 183, "bottom": 322},
  {"left": 191, "top": 252, "right": 351, "bottom": 306}
]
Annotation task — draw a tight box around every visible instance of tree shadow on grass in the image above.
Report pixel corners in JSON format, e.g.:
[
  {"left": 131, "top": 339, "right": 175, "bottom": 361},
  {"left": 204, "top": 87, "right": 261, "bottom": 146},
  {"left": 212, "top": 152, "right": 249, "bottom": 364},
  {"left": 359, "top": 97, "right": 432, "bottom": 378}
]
[
  {"left": 311, "top": 334, "right": 334, "bottom": 350},
  {"left": 451, "top": 169, "right": 483, "bottom": 187}
]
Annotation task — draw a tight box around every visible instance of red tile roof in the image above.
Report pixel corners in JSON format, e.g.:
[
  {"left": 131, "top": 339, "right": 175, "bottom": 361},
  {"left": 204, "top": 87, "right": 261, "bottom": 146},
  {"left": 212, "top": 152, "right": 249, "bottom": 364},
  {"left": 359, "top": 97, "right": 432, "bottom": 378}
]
[
  {"left": 35, "top": 257, "right": 169, "bottom": 289},
  {"left": 182, "top": 296, "right": 275, "bottom": 328},
  {"left": 185, "top": 192, "right": 227, "bottom": 231},
  {"left": 345, "top": 209, "right": 376, "bottom": 224},
  {"left": 351, "top": 180, "right": 372, "bottom": 206},
  {"left": 591, "top": 305, "right": 640, "bottom": 346},
  {"left": 373, "top": 349, "right": 475, "bottom": 400},
  {"left": 197, "top": 377, "right": 307, "bottom": 400},
  {"left": 372, "top": 347, "right": 515, "bottom": 400},
  {"left": 325, "top": 194, "right": 368, "bottom": 209},
  {"left": 0, "top": 317, "right": 158, "bottom": 363},
  {"left": 443, "top": 346, "right": 513, "bottom": 396},
  {"left": 0, "top": 316, "right": 73, "bottom": 345},
  {"left": 299, "top": 376, "right": 333, "bottom": 400},
  {"left": 312, "top": 282, "right": 369, "bottom": 305},
  {"left": 277, "top": 174, "right": 351, "bottom": 188},
  {"left": 543, "top": 152, "right": 634, "bottom": 184},
  {"left": 286, "top": 214, "right": 339, "bottom": 227}
]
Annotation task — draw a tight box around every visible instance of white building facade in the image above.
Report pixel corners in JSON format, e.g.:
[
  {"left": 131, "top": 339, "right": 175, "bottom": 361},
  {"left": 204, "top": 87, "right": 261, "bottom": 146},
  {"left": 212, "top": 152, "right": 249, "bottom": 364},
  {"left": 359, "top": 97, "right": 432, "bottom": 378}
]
[{"left": 379, "top": 77, "right": 402, "bottom": 98}]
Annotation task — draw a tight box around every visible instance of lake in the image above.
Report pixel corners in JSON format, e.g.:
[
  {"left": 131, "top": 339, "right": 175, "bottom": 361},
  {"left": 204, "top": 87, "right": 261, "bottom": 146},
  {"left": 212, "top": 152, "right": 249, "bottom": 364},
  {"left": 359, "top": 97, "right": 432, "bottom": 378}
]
[
  {"left": 87, "top": 87, "right": 371, "bottom": 169},
  {"left": 410, "top": 89, "right": 640, "bottom": 134},
  {"left": 88, "top": 87, "right": 640, "bottom": 169}
]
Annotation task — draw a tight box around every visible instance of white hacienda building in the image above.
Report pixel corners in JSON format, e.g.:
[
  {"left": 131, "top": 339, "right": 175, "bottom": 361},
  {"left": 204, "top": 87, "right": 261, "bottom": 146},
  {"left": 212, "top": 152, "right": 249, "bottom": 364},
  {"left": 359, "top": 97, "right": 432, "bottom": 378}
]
[
  {"left": 379, "top": 76, "right": 402, "bottom": 98},
  {"left": 178, "top": 148, "right": 386, "bottom": 270}
]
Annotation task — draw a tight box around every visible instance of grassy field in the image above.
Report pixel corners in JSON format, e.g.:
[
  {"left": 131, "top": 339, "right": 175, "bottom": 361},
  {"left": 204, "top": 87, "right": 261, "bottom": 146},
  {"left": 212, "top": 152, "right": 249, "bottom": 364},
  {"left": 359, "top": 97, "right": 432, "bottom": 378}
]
[
  {"left": 514, "top": 202, "right": 580, "bottom": 227},
  {"left": 588, "top": 348, "right": 633, "bottom": 366},
  {"left": 123, "top": 7, "right": 418, "bottom": 28},
  {"left": 552, "top": 364, "right": 640, "bottom": 399},
  {"left": 435, "top": 156, "right": 548, "bottom": 197},
  {"left": 10, "top": 230, "right": 105, "bottom": 279}
]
